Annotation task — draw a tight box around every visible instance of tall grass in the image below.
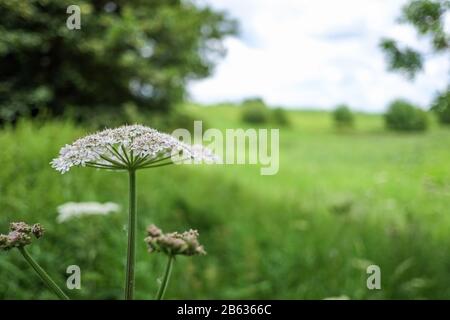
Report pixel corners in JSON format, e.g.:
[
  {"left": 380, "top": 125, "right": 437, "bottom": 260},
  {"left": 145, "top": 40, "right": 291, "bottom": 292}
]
[{"left": 0, "top": 108, "right": 449, "bottom": 299}]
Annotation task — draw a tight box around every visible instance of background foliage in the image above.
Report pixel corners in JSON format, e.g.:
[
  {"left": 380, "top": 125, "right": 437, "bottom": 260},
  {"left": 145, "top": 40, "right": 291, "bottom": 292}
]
[
  {"left": 0, "top": 0, "right": 236, "bottom": 124},
  {"left": 380, "top": 0, "right": 449, "bottom": 124},
  {"left": 380, "top": 0, "right": 449, "bottom": 78},
  {"left": 385, "top": 100, "right": 428, "bottom": 131},
  {"left": 333, "top": 105, "right": 354, "bottom": 129},
  {"left": 431, "top": 89, "right": 450, "bottom": 124}
]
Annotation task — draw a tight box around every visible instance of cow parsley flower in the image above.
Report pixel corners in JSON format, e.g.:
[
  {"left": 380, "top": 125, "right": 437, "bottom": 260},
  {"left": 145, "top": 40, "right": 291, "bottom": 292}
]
[
  {"left": 51, "top": 124, "right": 217, "bottom": 173},
  {"left": 56, "top": 201, "right": 120, "bottom": 223},
  {"left": 51, "top": 124, "right": 217, "bottom": 300}
]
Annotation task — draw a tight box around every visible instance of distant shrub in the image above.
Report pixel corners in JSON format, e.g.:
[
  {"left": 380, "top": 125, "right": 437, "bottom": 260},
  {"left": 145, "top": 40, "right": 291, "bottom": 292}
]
[
  {"left": 385, "top": 100, "right": 428, "bottom": 131},
  {"left": 147, "top": 107, "right": 207, "bottom": 134},
  {"left": 242, "top": 97, "right": 266, "bottom": 106},
  {"left": 271, "top": 107, "right": 290, "bottom": 126},
  {"left": 431, "top": 90, "right": 450, "bottom": 125},
  {"left": 333, "top": 105, "right": 354, "bottom": 128},
  {"left": 241, "top": 99, "right": 270, "bottom": 124},
  {"left": 241, "top": 98, "right": 291, "bottom": 126}
]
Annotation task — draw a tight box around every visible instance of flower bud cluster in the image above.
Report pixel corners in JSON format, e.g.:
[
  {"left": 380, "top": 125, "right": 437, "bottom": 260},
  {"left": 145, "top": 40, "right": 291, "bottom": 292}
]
[
  {"left": 145, "top": 224, "right": 206, "bottom": 257},
  {"left": 0, "top": 222, "right": 44, "bottom": 251}
]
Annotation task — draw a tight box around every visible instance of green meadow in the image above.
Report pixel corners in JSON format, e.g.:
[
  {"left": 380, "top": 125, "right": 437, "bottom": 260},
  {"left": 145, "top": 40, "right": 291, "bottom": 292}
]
[{"left": 1, "top": 105, "right": 449, "bottom": 299}]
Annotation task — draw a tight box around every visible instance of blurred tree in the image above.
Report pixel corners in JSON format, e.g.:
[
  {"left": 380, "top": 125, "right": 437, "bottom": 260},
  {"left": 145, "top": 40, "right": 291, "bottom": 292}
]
[
  {"left": 380, "top": 0, "right": 449, "bottom": 124},
  {"left": 242, "top": 97, "right": 266, "bottom": 106},
  {"left": 431, "top": 88, "right": 450, "bottom": 124},
  {"left": 271, "top": 107, "right": 289, "bottom": 126},
  {"left": 241, "top": 97, "right": 270, "bottom": 124},
  {"left": 385, "top": 99, "right": 428, "bottom": 131},
  {"left": 380, "top": 0, "right": 449, "bottom": 78},
  {"left": 0, "top": 0, "right": 237, "bottom": 124},
  {"left": 333, "top": 105, "right": 354, "bottom": 129}
]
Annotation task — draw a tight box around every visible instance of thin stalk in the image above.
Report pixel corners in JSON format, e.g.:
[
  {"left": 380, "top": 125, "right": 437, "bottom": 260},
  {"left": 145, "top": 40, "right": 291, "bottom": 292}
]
[
  {"left": 109, "top": 145, "right": 129, "bottom": 165},
  {"left": 140, "top": 162, "right": 175, "bottom": 170},
  {"left": 100, "top": 154, "right": 127, "bottom": 168},
  {"left": 18, "top": 247, "right": 70, "bottom": 300},
  {"left": 132, "top": 157, "right": 151, "bottom": 168},
  {"left": 137, "top": 155, "right": 172, "bottom": 168},
  {"left": 86, "top": 163, "right": 124, "bottom": 170},
  {"left": 139, "top": 156, "right": 193, "bottom": 169},
  {"left": 125, "top": 169, "right": 137, "bottom": 300},
  {"left": 131, "top": 155, "right": 148, "bottom": 169},
  {"left": 155, "top": 255, "right": 174, "bottom": 300},
  {"left": 121, "top": 145, "right": 131, "bottom": 164}
]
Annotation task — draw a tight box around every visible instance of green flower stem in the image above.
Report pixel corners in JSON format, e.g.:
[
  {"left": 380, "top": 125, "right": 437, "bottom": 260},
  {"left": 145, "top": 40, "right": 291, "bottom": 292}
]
[
  {"left": 156, "top": 255, "right": 174, "bottom": 300},
  {"left": 125, "top": 169, "right": 137, "bottom": 299},
  {"left": 18, "top": 247, "right": 69, "bottom": 300}
]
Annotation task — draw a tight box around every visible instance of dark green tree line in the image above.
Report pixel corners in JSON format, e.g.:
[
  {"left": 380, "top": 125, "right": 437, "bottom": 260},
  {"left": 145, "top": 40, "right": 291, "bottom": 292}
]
[
  {"left": 380, "top": 0, "right": 449, "bottom": 124},
  {"left": 0, "top": 0, "right": 236, "bottom": 124}
]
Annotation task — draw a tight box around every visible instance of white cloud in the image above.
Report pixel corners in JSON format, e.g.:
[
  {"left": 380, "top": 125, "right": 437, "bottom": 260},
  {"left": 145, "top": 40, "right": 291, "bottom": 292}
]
[{"left": 189, "top": 0, "right": 449, "bottom": 111}]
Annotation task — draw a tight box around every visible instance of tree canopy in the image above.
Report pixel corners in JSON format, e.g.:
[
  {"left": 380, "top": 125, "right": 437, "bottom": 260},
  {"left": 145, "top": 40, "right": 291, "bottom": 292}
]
[
  {"left": 380, "top": 0, "right": 450, "bottom": 124},
  {"left": 0, "top": 0, "right": 237, "bottom": 123},
  {"left": 380, "top": 0, "right": 449, "bottom": 78}
]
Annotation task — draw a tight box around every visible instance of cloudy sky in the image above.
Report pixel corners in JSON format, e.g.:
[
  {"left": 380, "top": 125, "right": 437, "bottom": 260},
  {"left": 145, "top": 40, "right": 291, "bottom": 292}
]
[{"left": 189, "top": 0, "right": 449, "bottom": 112}]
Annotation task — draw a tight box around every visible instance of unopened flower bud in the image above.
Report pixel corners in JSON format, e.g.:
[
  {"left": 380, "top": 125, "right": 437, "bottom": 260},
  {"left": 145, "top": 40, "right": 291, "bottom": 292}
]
[
  {"left": 147, "top": 224, "right": 162, "bottom": 237},
  {"left": 144, "top": 225, "right": 206, "bottom": 257},
  {"left": 7, "top": 231, "right": 32, "bottom": 248},
  {"left": 31, "top": 224, "right": 45, "bottom": 239},
  {"left": 0, "top": 234, "right": 10, "bottom": 250},
  {"left": 0, "top": 221, "right": 45, "bottom": 251},
  {"left": 10, "top": 222, "right": 32, "bottom": 234}
]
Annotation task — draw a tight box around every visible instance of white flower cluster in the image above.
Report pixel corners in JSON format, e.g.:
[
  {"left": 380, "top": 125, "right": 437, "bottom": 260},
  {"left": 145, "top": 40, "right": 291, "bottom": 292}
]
[
  {"left": 57, "top": 201, "right": 121, "bottom": 223},
  {"left": 51, "top": 124, "right": 217, "bottom": 173}
]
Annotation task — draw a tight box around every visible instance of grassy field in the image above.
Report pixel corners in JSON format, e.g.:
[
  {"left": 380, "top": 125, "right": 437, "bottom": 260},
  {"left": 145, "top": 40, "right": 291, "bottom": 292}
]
[{"left": 0, "top": 105, "right": 449, "bottom": 299}]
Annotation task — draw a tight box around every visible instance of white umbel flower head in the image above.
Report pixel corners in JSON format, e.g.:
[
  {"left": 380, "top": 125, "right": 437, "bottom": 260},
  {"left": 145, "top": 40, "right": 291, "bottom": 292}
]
[
  {"left": 51, "top": 124, "right": 217, "bottom": 173},
  {"left": 56, "top": 202, "right": 120, "bottom": 223}
]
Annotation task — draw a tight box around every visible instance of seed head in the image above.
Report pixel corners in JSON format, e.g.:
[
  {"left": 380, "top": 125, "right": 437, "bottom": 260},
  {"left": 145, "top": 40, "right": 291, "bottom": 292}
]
[
  {"left": 31, "top": 224, "right": 45, "bottom": 239},
  {"left": 144, "top": 224, "right": 206, "bottom": 257},
  {"left": 0, "top": 222, "right": 45, "bottom": 251},
  {"left": 146, "top": 224, "right": 162, "bottom": 237},
  {"left": 10, "top": 222, "right": 32, "bottom": 234}
]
